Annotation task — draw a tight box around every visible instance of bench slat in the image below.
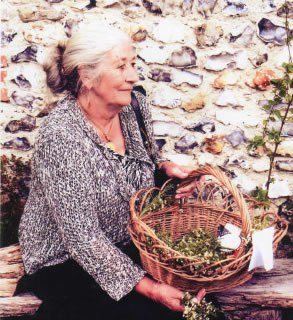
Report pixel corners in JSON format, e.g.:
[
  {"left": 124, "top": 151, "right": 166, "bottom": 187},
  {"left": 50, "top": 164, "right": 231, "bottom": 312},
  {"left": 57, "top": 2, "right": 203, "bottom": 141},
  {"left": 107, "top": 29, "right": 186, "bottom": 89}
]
[
  {"left": 215, "top": 259, "right": 293, "bottom": 309},
  {"left": 0, "top": 294, "right": 41, "bottom": 317}
]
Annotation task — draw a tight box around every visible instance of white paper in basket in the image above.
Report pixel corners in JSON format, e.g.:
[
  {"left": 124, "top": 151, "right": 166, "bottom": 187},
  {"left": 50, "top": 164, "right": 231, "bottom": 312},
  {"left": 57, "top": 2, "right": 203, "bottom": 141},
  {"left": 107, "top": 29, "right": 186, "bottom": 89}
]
[{"left": 248, "top": 226, "right": 274, "bottom": 271}]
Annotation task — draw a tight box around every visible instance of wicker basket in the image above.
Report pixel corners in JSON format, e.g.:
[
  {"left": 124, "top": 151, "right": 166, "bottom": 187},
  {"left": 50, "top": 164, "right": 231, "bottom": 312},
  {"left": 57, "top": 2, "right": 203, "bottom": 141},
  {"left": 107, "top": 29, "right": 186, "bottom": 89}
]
[{"left": 128, "top": 166, "right": 288, "bottom": 293}]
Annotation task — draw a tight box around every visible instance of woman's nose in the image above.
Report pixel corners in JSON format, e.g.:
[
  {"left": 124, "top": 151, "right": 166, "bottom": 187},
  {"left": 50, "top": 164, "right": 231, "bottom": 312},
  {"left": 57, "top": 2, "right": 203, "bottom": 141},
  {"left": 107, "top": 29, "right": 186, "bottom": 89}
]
[{"left": 126, "top": 65, "right": 139, "bottom": 83}]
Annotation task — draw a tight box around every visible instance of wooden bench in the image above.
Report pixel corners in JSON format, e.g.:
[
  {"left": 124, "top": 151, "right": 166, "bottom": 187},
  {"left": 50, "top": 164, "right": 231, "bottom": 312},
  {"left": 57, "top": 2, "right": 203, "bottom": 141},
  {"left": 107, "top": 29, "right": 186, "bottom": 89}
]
[
  {"left": 0, "top": 245, "right": 41, "bottom": 317},
  {"left": 0, "top": 245, "right": 292, "bottom": 318}
]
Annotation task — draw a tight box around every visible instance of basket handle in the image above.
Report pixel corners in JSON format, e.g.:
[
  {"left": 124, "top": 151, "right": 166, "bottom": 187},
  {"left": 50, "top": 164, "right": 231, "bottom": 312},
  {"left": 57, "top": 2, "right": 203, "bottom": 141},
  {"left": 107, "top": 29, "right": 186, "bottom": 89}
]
[
  {"left": 130, "top": 165, "right": 251, "bottom": 236},
  {"left": 179, "top": 165, "right": 251, "bottom": 236}
]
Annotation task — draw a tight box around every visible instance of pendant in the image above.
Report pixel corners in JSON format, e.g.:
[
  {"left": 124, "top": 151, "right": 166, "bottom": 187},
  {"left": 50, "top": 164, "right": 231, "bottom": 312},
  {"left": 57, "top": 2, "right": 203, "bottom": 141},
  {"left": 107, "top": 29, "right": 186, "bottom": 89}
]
[{"left": 106, "top": 142, "right": 115, "bottom": 152}]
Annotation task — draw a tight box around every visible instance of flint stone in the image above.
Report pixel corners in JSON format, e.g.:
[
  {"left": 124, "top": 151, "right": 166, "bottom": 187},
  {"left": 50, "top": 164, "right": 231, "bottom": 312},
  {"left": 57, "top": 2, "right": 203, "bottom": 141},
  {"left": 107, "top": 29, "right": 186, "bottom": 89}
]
[
  {"left": 216, "top": 110, "right": 260, "bottom": 127},
  {"left": 155, "top": 139, "right": 166, "bottom": 151},
  {"left": 153, "top": 120, "right": 184, "bottom": 137},
  {"left": 223, "top": 1, "right": 248, "bottom": 16},
  {"left": 276, "top": 160, "right": 293, "bottom": 172},
  {"left": 142, "top": 0, "right": 162, "bottom": 15},
  {"left": 148, "top": 68, "right": 172, "bottom": 82},
  {"left": 225, "top": 129, "right": 248, "bottom": 147},
  {"left": 229, "top": 26, "right": 255, "bottom": 47},
  {"left": 198, "top": 0, "right": 218, "bottom": 17},
  {"left": 2, "top": 137, "right": 32, "bottom": 151},
  {"left": 249, "top": 53, "right": 268, "bottom": 68},
  {"left": 215, "top": 89, "right": 245, "bottom": 108},
  {"left": 123, "top": 6, "right": 145, "bottom": 19},
  {"left": 232, "top": 175, "right": 257, "bottom": 193},
  {"left": 257, "top": 18, "right": 291, "bottom": 46},
  {"left": 151, "top": 86, "right": 182, "bottom": 108},
  {"left": 5, "top": 115, "right": 36, "bottom": 133},
  {"left": 269, "top": 140, "right": 293, "bottom": 157},
  {"left": 175, "top": 134, "right": 198, "bottom": 153},
  {"left": 186, "top": 120, "right": 215, "bottom": 133},
  {"left": 23, "top": 23, "right": 66, "bottom": 46},
  {"left": 131, "top": 29, "right": 148, "bottom": 42},
  {"left": 11, "top": 45, "right": 38, "bottom": 63},
  {"left": 223, "top": 155, "right": 250, "bottom": 169},
  {"left": 172, "top": 70, "right": 203, "bottom": 87},
  {"left": 11, "top": 74, "right": 31, "bottom": 90},
  {"left": 168, "top": 46, "right": 197, "bottom": 68},
  {"left": 203, "top": 136, "right": 225, "bottom": 154},
  {"left": 213, "top": 71, "right": 238, "bottom": 89},
  {"left": 268, "top": 180, "right": 292, "bottom": 198},
  {"left": 1, "top": 1, "right": 15, "bottom": 21},
  {"left": 267, "top": 121, "right": 293, "bottom": 137},
  {"left": 261, "top": 0, "right": 276, "bottom": 13},
  {"left": 151, "top": 19, "right": 190, "bottom": 43},
  {"left": 138, "top": 46, "right": 169, "bottom": 64},
  {"left": 182, "top": 0, "right": 194, "bottom": 15},
  {"left": 182, "top": 94, "right": 205, "bottom": 112},
  {"left": 252, "top": 158, "right": 270, "bottom": 172},
  {"left": 18, "top": 6, "right": 66, "bottom": 22},
  {"left": 197, "top": 153, "right": 215, "bottom": 166},
  {"left": 11, "top": 91, "right": 43, "bottom": 110},
  {"left": 1, "top": 30, "right": 17, "bottom": 46},
  {"left": 195, "top": 23, "right": 223, "bottom": 48},
  {"left": 259, "top": 100, "right": 290, "bottom": 112},
  {"left": 205, "top": 50, "right": 248, "bottom": 71}
]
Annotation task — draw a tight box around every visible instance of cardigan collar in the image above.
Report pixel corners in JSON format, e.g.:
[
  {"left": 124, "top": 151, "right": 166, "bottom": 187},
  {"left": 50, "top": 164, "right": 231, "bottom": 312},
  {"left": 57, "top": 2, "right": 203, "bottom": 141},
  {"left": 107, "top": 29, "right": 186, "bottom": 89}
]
[{"left": 62, "top": 95, "right": 153, "bottom": 165}]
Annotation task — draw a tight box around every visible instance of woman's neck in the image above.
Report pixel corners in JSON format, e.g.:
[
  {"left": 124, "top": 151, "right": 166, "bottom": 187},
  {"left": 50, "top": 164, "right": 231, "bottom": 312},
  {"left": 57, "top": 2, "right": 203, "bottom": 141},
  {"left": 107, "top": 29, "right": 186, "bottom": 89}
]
[{"left": 77, "top": 92, "right": 120, "bottom": 126}]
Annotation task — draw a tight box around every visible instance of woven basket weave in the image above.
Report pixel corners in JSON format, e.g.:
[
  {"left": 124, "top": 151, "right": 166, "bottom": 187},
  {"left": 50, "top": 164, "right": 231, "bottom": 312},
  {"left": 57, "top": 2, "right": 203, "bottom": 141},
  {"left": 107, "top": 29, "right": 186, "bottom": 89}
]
[{"left": 128, "top": 166, "right": 287, "bottom": 293}]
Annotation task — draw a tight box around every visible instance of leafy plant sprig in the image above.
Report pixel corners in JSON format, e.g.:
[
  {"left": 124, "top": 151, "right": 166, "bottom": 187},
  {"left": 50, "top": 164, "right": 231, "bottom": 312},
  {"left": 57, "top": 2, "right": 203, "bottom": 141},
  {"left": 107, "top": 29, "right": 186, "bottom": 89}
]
[
  {"left": 182, "top": 293, "right": 219, "bottom": 320},
  {"left": 140, "top": 181, "right": 178, "bottom": 216},
  {"left": 248, "top": 1, "right": 293, "bottom": 202}
]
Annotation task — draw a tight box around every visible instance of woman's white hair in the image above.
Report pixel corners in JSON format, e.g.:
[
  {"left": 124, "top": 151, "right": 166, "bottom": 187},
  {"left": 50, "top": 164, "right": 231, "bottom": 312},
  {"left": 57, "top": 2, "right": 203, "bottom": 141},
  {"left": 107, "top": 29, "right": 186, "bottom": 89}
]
[{"left": 44, "top": 23, "right": 131, "bottom": 96}]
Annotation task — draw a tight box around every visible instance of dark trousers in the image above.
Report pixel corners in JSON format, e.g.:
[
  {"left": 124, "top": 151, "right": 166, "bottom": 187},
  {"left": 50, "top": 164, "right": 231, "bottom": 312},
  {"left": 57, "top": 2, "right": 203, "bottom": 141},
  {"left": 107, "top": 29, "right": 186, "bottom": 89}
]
[{"left": 15, "top": 243, "right": 182, "bottom": 320}]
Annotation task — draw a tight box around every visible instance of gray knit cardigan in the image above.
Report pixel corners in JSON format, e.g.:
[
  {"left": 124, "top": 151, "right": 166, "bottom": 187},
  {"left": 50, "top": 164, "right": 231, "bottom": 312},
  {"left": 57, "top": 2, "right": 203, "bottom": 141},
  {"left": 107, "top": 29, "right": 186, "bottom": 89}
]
[{"left": 19, "top": 92, "right": 160, "bottom": 301}]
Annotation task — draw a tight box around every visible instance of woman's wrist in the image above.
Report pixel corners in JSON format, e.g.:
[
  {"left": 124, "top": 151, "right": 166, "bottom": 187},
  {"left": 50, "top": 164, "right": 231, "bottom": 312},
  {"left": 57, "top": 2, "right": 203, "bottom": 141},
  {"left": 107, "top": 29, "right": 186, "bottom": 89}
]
[{"left": 134, "top": 276, "right": 159, "bottom": 301}]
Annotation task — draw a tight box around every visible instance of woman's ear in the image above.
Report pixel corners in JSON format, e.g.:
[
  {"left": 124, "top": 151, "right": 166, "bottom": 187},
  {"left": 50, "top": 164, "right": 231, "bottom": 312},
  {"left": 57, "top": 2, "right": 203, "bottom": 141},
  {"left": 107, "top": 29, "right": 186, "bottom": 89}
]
[{"left": 78, "top": 67, "right": 92, "bottom": 90}]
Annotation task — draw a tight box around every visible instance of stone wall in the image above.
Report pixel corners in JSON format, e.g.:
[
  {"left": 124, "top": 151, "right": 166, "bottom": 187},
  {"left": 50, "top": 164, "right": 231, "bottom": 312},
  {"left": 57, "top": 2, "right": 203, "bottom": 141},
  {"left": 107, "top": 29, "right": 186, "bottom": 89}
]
[{"left": 1, "top": 0, "right": 292, "bottom": 203}]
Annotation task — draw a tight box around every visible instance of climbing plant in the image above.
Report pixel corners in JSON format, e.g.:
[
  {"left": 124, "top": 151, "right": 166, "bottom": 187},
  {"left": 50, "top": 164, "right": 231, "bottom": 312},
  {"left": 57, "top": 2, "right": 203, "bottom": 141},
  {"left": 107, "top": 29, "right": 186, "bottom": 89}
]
[{"left": 248, "top": 0, "right": 293, "bottom": 202}]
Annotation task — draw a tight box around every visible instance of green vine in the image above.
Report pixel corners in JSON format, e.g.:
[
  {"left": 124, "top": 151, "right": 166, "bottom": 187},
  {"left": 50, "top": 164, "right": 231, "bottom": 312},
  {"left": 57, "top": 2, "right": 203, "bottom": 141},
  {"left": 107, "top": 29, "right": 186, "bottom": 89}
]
[{"left": 248, "top": 1, "right": 293, "bottom": 202}]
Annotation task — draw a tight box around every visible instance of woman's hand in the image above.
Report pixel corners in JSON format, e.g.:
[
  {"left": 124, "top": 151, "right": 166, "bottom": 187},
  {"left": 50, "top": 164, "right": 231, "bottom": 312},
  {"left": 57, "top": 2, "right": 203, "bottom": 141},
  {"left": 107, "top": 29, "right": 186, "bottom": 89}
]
[
  {"left": 158, "top": 161, "right": 204, "bottom": 199},
  {"left": 135, "top": 276, "right": 205, "bottom": 312}
]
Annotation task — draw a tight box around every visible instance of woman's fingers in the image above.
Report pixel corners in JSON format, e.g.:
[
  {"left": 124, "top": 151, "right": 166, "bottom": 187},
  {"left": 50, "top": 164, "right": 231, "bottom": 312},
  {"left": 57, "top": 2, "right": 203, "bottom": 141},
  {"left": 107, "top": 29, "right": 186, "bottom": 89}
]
[{"left": 191, "top": 288, "right": 206, "bottom": 304}]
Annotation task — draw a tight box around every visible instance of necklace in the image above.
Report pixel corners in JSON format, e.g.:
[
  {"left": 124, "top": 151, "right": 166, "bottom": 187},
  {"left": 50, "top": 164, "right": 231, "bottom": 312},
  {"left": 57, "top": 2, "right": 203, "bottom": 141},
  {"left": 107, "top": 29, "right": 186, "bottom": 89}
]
[
  {"left": 78, "top": 100, "right": 116, "bottom": 152},
  {"left": 92, "top": 118, "right": 116, "bottom": 152}
]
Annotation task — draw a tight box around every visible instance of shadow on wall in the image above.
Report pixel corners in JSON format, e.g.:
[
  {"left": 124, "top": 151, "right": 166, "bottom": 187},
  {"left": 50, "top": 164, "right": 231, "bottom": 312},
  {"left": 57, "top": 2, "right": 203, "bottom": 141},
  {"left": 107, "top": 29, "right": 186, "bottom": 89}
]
[{"left": 1, "top": 155, "right": 31, "bottom": 247}]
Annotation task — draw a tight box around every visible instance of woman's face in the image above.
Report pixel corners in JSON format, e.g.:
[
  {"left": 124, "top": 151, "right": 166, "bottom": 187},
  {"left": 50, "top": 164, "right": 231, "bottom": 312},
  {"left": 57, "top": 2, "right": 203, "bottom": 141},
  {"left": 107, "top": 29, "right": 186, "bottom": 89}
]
[{"left": 90, "top": 41, "right": 139, "bottom": 108}]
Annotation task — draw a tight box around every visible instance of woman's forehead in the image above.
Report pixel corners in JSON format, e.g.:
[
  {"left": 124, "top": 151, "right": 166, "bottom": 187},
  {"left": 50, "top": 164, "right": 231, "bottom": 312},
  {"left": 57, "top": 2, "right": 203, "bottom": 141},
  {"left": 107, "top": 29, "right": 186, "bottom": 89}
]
[{"left": 109, "top": 43, "right": 137, "bottom": 62}]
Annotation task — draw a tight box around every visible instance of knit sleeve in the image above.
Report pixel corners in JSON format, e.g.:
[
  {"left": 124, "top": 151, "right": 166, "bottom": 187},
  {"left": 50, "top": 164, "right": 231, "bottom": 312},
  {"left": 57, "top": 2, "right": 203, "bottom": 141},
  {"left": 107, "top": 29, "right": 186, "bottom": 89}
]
[{"left": 35, "top": 133, "right": 145, "bottom": 300}]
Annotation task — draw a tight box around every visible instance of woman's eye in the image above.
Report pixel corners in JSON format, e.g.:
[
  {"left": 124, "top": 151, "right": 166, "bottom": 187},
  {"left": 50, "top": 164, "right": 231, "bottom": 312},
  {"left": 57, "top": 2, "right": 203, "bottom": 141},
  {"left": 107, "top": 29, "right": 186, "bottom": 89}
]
[
  {"left": 131, "top": 62, "right": 136, "bottom": 68},
  {"left": 118, "top": 64, "right": 126, "bottom": 70}
]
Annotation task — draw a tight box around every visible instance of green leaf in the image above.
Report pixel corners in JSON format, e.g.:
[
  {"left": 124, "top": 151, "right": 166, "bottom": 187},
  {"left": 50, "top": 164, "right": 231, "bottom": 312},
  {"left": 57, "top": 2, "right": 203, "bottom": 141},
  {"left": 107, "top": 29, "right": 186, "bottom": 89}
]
[
  {"left": 273, "top": 110, "right": 282, "bottom": 119},
  {"left": 247, "top": 136, "right": 265, "bottom": 150},
  {"left": 251, "top": 188, "right": 269, "bottom": 203}
]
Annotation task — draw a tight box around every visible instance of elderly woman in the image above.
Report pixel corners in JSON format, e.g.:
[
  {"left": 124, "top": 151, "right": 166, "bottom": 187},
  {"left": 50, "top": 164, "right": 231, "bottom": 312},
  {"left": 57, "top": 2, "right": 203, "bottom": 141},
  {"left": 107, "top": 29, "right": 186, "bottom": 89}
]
[{"left": 17, "top": 24, "right": 204, "bottom": 320}]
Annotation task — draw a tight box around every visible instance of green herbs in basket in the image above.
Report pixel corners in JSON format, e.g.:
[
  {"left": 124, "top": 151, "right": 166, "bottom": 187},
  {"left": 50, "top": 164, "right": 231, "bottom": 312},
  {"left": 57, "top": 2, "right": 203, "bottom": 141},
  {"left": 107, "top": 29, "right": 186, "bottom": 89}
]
[
  {"left": 172, "top": 230, "right": 226, "bottom": 265},
  {"left": 182, "top": 292, "right": 219, "bottom": 320},
  {"left": 146, "top": 229, "right": 226, "bottom": 274},
  {"left": 140, "top": 181, "right": 178, "bottom": 217}
]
